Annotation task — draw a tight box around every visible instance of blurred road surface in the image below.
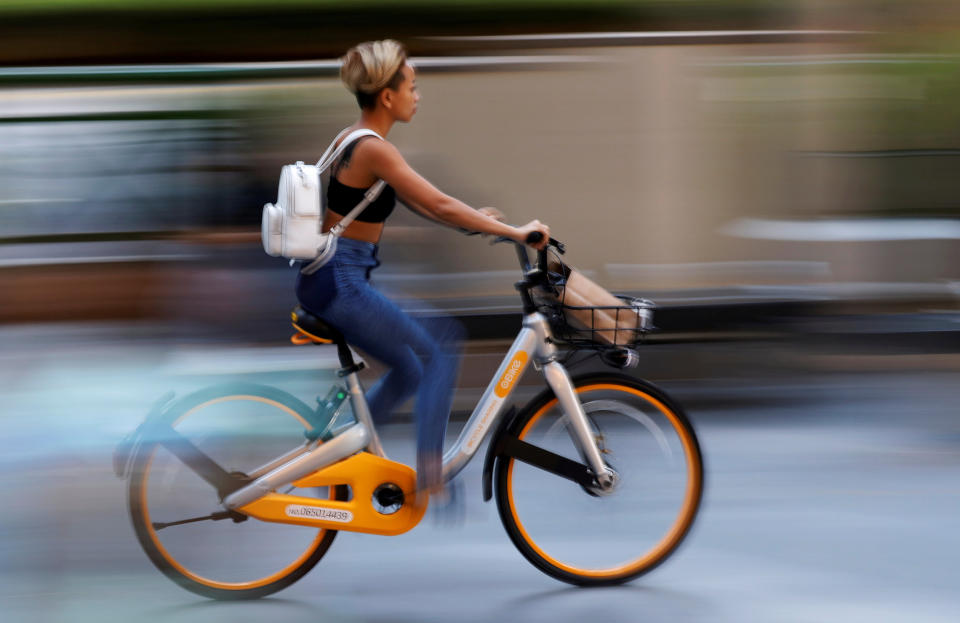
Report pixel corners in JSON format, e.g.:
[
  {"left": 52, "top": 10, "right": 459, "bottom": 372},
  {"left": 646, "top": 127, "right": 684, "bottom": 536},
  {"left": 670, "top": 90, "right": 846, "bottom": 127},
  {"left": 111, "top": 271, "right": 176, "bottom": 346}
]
[{"left": 2, "top": 326, "right": 959, "bottom": 623}]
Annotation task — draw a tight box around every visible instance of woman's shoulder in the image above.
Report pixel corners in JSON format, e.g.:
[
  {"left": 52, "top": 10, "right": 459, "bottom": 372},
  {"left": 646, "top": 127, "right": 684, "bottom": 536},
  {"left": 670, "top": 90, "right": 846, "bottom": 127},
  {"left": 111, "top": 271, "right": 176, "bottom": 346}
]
[
  {"left": 349, "top": 133, "right": 401, "bottom": 166},
  {"left": 335, "top": 126, "right": 388, "bottom": 146},
  {"left": 332, "top": 128, "right": 404, "bottom": 181}
]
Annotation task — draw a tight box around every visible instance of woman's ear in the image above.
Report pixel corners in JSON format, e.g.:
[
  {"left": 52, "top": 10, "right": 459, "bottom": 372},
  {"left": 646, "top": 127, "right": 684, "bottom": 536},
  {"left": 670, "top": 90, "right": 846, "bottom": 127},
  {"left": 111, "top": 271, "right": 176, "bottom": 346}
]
[{"left": 380, "top": 89, "right": 394, "bottom": 111}]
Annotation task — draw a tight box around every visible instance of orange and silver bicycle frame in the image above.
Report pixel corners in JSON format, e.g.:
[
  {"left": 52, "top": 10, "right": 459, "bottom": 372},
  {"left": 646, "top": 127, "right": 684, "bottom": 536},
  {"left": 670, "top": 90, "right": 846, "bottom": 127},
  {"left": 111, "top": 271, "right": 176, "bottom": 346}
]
[
  {"left": 440, "top": 311, "right": 609, "bottom": 486},
  {"left": 221, "top": 310, "right": 612, "bottom": 535}
]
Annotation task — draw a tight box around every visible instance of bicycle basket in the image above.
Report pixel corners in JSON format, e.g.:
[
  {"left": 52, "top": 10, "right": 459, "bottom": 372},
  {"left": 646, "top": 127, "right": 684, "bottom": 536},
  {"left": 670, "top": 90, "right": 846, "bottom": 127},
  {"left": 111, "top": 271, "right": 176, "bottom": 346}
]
[{"left": 534, "top": 254, "right": 655, "bottom": 347}]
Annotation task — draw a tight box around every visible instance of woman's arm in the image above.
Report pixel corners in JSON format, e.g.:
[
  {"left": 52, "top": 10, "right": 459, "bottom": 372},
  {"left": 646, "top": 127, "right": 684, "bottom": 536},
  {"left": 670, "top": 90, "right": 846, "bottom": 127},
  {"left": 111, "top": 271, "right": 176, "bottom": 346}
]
[
  {"left": 398, "top": 197, "right": 505, "bottom": 230},
  {"left": 363, "top": 139, "right": 550, "bottom": 247}
]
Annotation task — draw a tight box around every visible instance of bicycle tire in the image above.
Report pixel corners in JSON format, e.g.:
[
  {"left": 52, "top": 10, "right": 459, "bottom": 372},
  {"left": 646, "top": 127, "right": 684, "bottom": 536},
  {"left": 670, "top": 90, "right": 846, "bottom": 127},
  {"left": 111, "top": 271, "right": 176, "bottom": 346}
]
[
  {"left": 128, "top": 383, "right": 346, "bottom": 600},
  {"left": 494, "top": 373, "right": 703, "bottom": 586}
]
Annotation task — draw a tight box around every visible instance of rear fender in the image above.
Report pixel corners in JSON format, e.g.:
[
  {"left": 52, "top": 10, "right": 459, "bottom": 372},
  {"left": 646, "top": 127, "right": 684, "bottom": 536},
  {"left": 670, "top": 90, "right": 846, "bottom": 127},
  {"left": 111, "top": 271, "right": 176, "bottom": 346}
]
[{"left": 112, "top": 391, "right": 176, "bottom": 479}]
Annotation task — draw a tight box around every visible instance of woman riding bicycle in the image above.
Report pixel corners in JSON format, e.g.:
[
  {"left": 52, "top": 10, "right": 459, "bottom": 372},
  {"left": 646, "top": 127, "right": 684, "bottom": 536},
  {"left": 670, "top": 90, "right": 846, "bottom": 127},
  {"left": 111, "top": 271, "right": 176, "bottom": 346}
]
[{"left": 295, "top": 39, "right": 551, "bottom": 499}]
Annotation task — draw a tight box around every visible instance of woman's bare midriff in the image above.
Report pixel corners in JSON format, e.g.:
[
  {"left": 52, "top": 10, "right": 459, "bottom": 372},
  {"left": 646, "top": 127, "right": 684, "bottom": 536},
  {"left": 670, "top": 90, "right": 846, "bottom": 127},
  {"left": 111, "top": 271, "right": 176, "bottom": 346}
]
[{"left": 323, "top": 211, "right": 384, "bottom": 244}]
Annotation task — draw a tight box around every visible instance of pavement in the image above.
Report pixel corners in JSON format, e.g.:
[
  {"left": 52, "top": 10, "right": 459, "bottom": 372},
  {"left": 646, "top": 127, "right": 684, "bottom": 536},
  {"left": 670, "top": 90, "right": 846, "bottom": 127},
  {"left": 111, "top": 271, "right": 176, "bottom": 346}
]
[{"left": 2, "top": 323, "right": 960, "bottom": 622}]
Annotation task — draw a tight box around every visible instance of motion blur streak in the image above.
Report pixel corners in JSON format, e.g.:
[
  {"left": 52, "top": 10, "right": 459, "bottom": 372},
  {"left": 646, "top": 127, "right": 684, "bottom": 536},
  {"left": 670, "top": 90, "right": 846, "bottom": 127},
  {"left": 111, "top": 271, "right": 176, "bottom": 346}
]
[{"left": 2, "top": 1, "right": 960, "bottom": 621}]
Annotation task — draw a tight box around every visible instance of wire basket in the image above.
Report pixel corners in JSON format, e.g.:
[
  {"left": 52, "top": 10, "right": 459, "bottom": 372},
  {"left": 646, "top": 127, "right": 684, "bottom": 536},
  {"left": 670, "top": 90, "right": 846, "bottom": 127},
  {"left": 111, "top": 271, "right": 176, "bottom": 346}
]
[
  {"left": 538, "top": 295, "right": 656, "bottom": 347},
  {"left": 534, "top": 253, "right": 656, "bottom": 347}
]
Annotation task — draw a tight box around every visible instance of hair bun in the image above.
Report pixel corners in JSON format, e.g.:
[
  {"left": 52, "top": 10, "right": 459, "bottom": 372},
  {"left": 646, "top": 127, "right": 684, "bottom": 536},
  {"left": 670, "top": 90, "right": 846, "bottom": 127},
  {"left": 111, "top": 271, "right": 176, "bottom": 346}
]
[{"left": 340, "top": 39, "right": 407, "bottom": 95}]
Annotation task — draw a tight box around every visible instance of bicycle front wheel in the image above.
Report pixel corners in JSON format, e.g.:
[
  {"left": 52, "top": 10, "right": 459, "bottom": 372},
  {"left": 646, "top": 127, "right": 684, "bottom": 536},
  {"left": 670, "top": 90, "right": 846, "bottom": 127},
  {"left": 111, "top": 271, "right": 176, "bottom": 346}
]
[
  {"left": 494, "top": 373, "right": 703, "bottom": 586},
  {"left": 128, "top": 383, "right": 346, "bottom": 600}
]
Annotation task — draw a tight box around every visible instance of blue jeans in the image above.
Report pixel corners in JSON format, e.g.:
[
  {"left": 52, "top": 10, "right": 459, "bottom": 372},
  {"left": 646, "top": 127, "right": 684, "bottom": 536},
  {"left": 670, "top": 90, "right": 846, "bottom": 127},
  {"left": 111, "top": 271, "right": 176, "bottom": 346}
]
[{"left": 295, "top": 237, "right": 464, "bottom": 489}]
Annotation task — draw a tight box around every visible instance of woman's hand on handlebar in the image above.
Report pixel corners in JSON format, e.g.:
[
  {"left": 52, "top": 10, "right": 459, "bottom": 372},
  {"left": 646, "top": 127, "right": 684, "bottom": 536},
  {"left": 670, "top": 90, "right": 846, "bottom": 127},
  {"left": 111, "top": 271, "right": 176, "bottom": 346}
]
[
  {"left": 458, "top": 214, "right": 554, "bottom": 252},
  {"left": 513, "top": 220, "right": 551, "bottom": 250}
]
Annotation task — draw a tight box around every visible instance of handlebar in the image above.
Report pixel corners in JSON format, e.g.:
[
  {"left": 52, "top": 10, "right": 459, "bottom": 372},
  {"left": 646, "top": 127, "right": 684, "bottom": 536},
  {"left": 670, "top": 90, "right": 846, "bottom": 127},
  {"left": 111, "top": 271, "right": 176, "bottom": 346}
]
[
  {"left": 457, "top": 226, "right": 565, "bottom": 255},
  {"left": 525, "top": 231, "right": 566, "bottom": 254},
  {"left": 458, "top": 226, "right": 565, "bottom": 314}
]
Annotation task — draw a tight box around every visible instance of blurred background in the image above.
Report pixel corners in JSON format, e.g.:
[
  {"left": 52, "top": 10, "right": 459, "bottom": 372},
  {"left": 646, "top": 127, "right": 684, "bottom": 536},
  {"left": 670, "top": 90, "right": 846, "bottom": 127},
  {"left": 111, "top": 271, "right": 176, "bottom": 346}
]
[{"left": 2, "top": 1, "right": 960, "bottom": 622}]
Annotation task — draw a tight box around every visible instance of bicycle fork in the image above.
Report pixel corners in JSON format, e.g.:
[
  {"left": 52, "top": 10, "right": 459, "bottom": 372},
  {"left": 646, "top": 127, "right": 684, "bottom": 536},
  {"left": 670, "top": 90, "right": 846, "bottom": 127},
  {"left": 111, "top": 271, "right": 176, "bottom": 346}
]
[{"left": 541, "top": 361, "right": 616, "bottom": 490}]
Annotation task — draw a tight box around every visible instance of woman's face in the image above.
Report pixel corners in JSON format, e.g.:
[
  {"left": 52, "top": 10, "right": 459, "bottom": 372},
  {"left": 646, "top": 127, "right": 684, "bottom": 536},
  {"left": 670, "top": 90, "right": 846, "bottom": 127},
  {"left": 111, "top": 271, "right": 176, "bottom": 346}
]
[{"left": 385, "top": 63, "right": 419, "bottom": 122}]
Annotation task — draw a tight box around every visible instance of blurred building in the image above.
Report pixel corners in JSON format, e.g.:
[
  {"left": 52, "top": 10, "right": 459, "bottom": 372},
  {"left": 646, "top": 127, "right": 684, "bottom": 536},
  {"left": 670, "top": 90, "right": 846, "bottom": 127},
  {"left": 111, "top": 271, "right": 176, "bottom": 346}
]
[{"left": 1, "top": 23, "right": 959, "bottom": 343}]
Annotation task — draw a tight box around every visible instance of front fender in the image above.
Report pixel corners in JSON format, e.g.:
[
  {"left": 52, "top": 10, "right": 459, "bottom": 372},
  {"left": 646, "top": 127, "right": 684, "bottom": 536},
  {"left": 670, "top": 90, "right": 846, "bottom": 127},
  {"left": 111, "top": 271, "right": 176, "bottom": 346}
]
[{"left": 480, "top": 406, "right": 517, "bottom": 502}]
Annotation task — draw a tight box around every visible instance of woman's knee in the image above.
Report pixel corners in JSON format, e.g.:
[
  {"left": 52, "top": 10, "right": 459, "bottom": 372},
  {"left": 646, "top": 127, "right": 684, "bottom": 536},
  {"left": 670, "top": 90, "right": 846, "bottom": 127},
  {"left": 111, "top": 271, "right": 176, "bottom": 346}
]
[
  {"left": 395, "top": 352, "right": 424, "bottom": 388},
  {"left": 419, "top": 349, "right": 458, "bottom": 391},
  {"left": 418, "top": 314, "right": 466, "bottom": 345}
]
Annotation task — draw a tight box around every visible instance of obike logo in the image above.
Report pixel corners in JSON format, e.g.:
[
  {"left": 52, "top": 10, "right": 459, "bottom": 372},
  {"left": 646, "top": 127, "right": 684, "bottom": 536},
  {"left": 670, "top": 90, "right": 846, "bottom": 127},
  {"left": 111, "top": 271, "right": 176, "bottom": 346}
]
[
  {"left": 285, "top": 504, "right": 353, "bottom": 523},
  {"left": 495, "top": 351, "right": 528, "bottom": 398}
]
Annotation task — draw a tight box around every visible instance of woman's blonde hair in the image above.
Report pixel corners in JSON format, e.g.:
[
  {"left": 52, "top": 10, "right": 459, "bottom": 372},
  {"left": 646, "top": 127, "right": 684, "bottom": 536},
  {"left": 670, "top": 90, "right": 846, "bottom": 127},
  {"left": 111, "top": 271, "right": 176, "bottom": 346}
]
[{"left": 340, "top": 40, "right": 408, "bottom": 109}]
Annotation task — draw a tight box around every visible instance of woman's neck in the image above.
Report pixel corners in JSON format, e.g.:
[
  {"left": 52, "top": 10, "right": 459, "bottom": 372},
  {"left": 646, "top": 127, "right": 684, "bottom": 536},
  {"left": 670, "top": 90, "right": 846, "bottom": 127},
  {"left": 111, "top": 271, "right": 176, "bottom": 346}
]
[{"left": 359, "top": 109, "right": 394, "bottom": 138}]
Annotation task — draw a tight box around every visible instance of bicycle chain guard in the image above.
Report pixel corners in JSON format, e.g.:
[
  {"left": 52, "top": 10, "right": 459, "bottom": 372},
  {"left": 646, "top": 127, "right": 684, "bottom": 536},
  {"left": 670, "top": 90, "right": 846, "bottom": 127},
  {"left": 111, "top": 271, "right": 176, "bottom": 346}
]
[{"left": 236, "top": 452, "right": 428, "bottom": 536}]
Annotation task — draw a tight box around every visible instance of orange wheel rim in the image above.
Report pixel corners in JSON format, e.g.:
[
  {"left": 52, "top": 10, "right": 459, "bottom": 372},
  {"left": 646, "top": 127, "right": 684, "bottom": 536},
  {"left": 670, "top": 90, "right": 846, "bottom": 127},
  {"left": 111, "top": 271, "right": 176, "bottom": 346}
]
[
  {"left": 141, "top": 395, "right": 328, "bottom": 591},
  {"left": 506, "top": 383, "right": 701, "bottom": 578}
]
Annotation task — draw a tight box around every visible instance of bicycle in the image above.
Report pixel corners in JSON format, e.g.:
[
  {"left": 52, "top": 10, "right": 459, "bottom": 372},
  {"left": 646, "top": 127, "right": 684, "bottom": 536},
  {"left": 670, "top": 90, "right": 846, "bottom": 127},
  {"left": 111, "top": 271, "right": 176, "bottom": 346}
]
[{"left": 114, "top": 233, "right": 704, "bottom": 600}]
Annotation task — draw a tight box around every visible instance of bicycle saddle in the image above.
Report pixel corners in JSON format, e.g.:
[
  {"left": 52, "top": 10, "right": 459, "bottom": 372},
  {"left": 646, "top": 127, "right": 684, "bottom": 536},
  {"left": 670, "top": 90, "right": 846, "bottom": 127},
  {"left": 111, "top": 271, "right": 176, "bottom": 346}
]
[{"left": 290, "top": 306, "right": 343, "bottom": 345}]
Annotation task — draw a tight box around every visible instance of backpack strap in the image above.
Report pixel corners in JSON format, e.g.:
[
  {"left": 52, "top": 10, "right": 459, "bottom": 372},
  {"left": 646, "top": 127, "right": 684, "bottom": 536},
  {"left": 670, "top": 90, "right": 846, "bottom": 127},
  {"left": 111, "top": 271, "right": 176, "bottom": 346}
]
[
  {"left": 298, "top": 129, "right": 388, "bottom": 275},
  {"left": 316, "top": 127, "right": 388, "bottom": 226},
  {"left": 299, "top": 178, "right": 387, "bottom": 275},
  {"left": 328, "top": 179, "right": 388, "bottom": 233},
  {"left": 315, "top": 128, "right": 384, "bottom": 173}
]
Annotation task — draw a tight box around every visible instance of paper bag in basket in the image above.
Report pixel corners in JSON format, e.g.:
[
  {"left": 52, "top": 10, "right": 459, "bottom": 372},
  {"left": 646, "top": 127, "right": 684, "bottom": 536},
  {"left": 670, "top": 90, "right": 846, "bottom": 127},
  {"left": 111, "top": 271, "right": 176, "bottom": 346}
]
[{"left": 546, "top": 258, "right": 643, "bottom": 346}]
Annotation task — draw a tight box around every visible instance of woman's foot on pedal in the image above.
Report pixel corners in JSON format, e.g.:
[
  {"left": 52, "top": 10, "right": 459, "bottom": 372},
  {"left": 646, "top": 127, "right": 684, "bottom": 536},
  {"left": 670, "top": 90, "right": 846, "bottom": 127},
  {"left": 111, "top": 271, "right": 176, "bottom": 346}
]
[
  {"left": 414, "top": 452, "right": 443, "bottom": 507},
  {"left": 428, "top": 479, "right": 465, "bottom": 527}
]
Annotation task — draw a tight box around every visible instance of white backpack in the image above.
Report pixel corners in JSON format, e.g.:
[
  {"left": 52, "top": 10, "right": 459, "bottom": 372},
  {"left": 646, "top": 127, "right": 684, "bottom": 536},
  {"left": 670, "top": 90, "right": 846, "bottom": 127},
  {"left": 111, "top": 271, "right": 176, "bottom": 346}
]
[{"left": 261, "top": 128, "right": 386, "bottom": 274}]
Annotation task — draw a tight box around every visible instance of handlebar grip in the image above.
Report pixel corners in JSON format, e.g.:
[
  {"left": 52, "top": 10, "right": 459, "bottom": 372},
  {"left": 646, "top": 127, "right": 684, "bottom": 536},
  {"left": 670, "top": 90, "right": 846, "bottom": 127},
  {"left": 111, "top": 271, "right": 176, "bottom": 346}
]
[{"left": 524, "top": 231, "right": 566, "bottom": 254}]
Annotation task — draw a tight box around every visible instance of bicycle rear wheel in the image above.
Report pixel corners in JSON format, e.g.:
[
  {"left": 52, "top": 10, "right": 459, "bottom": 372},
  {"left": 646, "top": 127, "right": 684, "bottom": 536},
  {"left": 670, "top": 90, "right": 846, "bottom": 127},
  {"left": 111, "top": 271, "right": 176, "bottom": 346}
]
[
  {"left": 494, "top": 373, "right": 703, "bottom": 586},
  {"left": 128, "top": 383, "right": 346, "bottom": 600}
]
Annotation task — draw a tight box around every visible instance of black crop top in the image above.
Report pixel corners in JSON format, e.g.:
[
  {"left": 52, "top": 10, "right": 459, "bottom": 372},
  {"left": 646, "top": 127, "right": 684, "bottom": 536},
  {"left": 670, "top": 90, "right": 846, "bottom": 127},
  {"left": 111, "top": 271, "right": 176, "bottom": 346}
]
[{"left": 327, "top": 137, "right": 396, "bottom": 223}]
